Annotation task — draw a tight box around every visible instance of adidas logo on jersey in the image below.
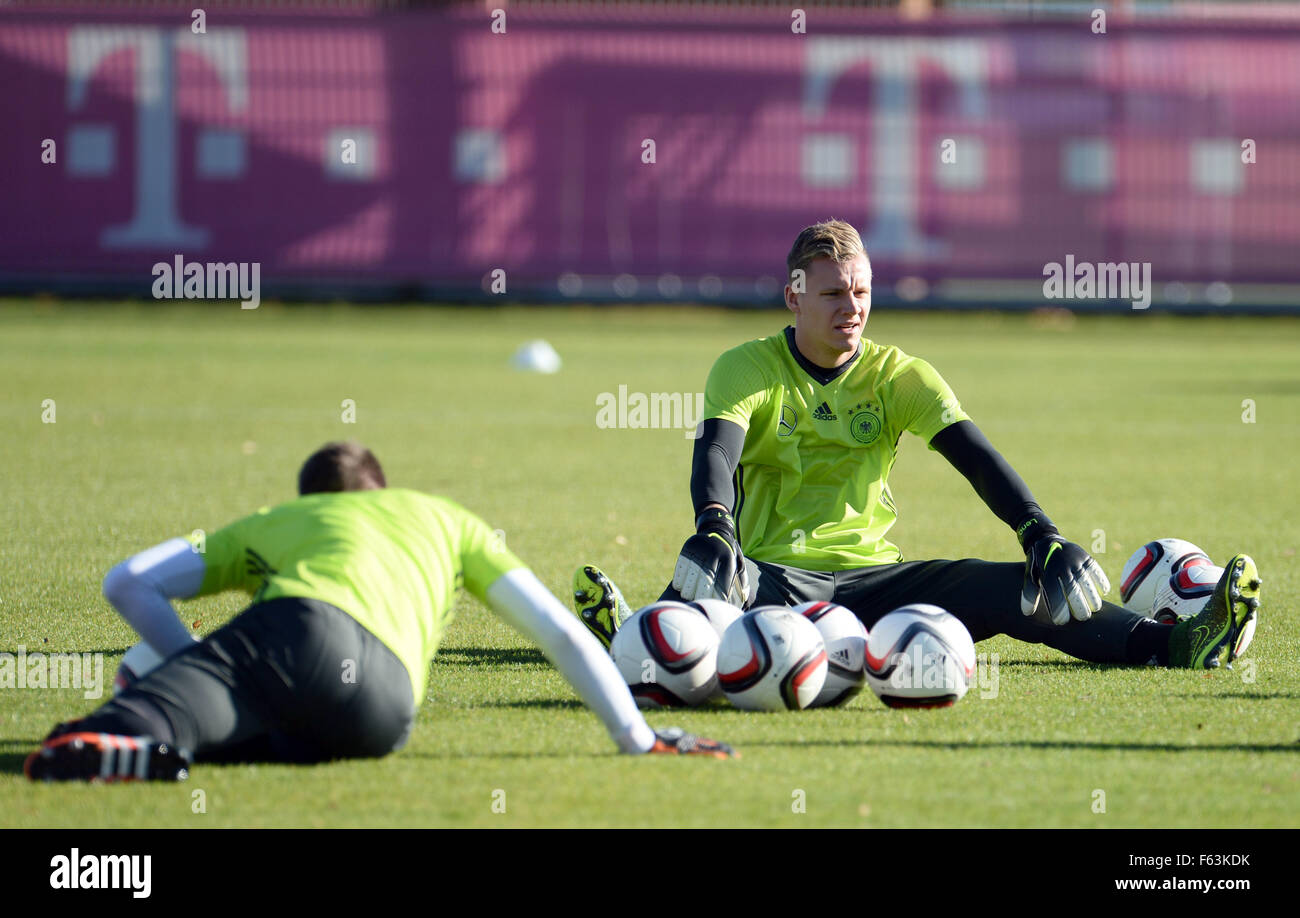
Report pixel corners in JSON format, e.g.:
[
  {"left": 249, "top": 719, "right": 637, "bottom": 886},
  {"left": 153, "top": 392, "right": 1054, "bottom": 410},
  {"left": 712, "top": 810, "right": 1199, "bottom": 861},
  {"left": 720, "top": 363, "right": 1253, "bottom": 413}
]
[{"left": 812, "top": 401, "right": 837, "bottom": 421}]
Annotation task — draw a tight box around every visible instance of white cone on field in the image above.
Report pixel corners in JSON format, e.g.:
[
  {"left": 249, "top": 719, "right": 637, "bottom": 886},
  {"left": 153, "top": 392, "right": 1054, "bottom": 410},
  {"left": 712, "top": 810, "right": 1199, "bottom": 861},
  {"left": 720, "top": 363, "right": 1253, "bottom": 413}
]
[{"left": 511, "top": 340, "right": 561, "bottom": 374}]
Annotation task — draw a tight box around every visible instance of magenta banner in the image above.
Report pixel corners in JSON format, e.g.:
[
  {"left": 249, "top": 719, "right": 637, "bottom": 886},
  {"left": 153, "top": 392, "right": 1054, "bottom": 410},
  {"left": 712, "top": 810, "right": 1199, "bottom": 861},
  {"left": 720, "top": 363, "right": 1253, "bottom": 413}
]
[{"left": 2, "top": 6, "right": 1298, "bottom": 300}]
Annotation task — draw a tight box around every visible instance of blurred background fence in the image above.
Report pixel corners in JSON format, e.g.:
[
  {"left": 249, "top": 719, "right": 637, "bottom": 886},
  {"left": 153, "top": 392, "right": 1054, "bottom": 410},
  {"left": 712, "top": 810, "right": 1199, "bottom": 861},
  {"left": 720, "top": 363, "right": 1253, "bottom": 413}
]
[{"left": 3, "top": 0, "right": 1299, "bottom": 310}]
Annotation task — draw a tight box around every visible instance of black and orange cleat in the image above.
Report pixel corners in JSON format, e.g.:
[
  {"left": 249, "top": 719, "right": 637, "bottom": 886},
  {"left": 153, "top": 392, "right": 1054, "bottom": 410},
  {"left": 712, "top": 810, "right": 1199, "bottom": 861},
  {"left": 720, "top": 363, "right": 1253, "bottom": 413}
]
[
  {"left": 649, "top": 727, "right": 738, "bottom": 759},
  {"left": 24, "top": 732, "right": 191, "bottom": 783}
]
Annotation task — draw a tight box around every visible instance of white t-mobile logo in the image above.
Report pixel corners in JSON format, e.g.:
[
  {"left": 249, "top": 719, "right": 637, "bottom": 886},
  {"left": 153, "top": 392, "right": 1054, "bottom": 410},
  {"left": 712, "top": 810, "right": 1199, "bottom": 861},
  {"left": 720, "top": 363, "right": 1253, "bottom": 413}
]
[
  {"left": 67, "top": 26, "right": 248, "bottom": 250},
  {"left": 801, "top": 37, "right": 993, "bottom": 260}
]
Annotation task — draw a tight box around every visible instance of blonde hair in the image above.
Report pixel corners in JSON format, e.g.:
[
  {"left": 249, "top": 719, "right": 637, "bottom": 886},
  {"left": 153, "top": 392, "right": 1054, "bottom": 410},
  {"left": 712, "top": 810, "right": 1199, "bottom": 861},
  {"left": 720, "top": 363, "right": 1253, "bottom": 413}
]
[{"left": 786, "top": 219, "right": 868, "bottom": 283}]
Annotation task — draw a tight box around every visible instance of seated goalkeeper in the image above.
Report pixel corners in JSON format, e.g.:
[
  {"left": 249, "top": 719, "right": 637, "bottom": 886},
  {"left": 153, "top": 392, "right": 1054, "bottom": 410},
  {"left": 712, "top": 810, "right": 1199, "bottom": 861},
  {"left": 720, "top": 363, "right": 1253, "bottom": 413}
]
[
  {"left": 573, "top": 220, "right": 1259, "bottom": 673},
  {"left": 26, "top": 441, "right": 732, "bottom": 782}
]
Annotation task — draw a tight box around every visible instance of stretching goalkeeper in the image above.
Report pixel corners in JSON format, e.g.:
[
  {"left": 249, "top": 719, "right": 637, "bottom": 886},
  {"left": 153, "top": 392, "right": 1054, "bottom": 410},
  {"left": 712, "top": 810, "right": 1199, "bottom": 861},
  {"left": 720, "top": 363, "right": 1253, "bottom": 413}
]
[
  {"left": 574, "top": 220, "right": 1260, "bottom": 672},
  {"left": 27, "top": 441, "right": 732, "bottom": 782}
]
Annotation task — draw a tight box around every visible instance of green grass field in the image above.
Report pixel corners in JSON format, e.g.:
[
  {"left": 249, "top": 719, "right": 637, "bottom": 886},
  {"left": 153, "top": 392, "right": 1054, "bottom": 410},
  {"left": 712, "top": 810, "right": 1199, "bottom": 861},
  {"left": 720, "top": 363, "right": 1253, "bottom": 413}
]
[{"left": 2, "top": 300, "right": 1297, "bottom": 827}]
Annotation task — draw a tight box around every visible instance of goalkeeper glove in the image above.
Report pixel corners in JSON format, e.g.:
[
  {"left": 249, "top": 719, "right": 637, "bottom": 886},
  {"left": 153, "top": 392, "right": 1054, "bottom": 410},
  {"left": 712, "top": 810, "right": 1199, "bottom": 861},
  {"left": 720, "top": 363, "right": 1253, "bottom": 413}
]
[
  {"left": 671, "top": 508, "right": 751, "bottom": 607},
  {"left": 1017, "top": 515, "right": 1110, "bottom": 626},
  {"left": 649, "top": 727, "right": 737, "bottom": 759}
]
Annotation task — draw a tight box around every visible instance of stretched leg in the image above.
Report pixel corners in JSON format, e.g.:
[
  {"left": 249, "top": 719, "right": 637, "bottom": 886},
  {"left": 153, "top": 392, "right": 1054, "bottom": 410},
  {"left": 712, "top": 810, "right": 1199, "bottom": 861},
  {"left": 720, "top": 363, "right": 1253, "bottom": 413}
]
[
  {"left": 29, "top": 631, "right": 272, "bottom": 781},
  {"left": 46, "top": 623, "right": 275, "bottom": 760},
  {"left": 29, "top": 598, "right": 413, "bottom": 780},
  {"left": 830, "top": 559, "right": 1172, "bottom": 666}
]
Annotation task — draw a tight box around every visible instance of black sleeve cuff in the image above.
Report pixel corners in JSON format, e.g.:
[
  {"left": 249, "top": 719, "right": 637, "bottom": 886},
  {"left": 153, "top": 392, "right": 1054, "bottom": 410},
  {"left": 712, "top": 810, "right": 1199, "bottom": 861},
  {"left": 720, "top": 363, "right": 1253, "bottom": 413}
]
[
  {"left": 695, "top": 507, "right": 735, "bottom": 536},
  {"left": 1014, "top": 513, "right": 1060, "bottom": 553}
]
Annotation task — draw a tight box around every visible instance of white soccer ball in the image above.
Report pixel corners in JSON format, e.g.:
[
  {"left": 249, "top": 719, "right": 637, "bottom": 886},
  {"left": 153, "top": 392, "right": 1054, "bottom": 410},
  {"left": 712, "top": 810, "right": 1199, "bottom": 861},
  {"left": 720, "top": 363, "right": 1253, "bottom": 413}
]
[
  {"left": 609, "top": 601, "right": 719, "bottom": 709},
  {"left": 864, "top": 604, "right": 976, "bottom": 709},
  {"left": 510, "top": 339, "right": 561, "bottom": 374},
  {"left": 792, "top": 601, "right": 868, "bottom": 708},
  {"left": 717, "top": 606, "right": 827, "bottom": 711},
  {"left": 1119, "top": 538, "right": 1212, "bottom": 614},
  {"left": 1151, "top": 564, "right": 1223, "bottom": 624},
  {"left": 113, "top": 641, "right": 164, "bottom": 694},
  {"left": 686, "top": 598, "right": 744, "bottom": 641}
]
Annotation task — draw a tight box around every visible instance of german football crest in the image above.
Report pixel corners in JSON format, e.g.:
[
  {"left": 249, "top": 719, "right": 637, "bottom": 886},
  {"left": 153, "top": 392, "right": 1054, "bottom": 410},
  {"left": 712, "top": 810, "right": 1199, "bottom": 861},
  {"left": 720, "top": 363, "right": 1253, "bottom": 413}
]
[{"left": 847, "top": 400, "right": 884, "bottom": 445}]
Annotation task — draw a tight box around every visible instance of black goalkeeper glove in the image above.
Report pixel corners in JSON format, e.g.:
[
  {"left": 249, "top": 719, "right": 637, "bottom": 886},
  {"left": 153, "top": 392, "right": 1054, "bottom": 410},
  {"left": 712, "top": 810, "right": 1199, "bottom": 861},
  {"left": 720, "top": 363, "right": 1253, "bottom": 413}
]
[
  {"left": 671, "top": 508, "right": 751, "bottom": 608},
  {"left": 1017, "top": 515, "right": 1110, "bottom": 626}
]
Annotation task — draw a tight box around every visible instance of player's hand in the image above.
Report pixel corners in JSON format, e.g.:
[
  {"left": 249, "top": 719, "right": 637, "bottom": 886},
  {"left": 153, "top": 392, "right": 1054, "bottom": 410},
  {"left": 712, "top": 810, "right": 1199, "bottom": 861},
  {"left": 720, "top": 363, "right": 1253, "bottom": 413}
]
[
  {"left": 672, "top": 508, "right": 750, "bottom": 607},
  {"left": 1021, "top": 533, "right": 1110, "bottom": 625},
  {"left": 649, "top": 727, "right": 737, "bottom": 759}
]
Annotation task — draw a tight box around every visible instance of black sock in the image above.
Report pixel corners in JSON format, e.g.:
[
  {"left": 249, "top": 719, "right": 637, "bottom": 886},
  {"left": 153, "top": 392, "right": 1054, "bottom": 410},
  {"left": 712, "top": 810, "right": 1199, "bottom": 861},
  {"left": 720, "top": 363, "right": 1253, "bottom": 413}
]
[{"left": 1126, "top": 619, "right": 1175, "bottom": 666}]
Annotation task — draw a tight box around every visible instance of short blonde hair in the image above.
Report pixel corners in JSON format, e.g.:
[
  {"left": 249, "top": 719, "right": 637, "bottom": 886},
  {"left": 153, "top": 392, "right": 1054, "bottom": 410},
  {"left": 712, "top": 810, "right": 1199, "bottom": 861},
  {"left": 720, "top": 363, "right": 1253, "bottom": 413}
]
[{"left": 786, "top": 219, "right": 868, "bottom": 283}]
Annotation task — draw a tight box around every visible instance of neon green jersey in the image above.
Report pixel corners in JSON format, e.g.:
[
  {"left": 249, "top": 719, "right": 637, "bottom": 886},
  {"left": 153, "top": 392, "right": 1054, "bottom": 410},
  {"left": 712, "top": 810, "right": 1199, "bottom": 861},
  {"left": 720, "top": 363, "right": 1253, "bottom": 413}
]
[
  {"left": 189, "top": 488, "right": 524, "bottom": 704},
  {"left": 704, "top": 327, "right": 970, "bottom": 571}
]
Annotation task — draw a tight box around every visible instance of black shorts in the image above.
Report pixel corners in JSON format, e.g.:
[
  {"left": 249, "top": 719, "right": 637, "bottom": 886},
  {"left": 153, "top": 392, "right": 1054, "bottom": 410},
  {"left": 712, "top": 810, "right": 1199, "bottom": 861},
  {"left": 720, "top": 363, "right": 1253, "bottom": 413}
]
[
  {"left": 71, "top": 597, "right": 415, "bottom": 763},
  {"left": 664, "top": 557, "right": 1148, "bottom": 664}
]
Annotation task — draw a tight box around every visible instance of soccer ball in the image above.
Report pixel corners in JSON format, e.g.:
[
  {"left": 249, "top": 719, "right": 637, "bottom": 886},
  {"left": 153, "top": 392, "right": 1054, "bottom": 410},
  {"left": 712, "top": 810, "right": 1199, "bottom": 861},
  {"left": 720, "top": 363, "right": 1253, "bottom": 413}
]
[
  {"left": 686, "top": 599, "right": 744, "bottom": 699},
  {"left": 113, "top": 641, "right": 164, "bottom": 694},
  {"left": 686, "top": 598, "right": 744, "bottom": 640},
  {"left": 792, "top": 601, "right": 868, "bottom": 708},
  {"left": 864, "top": 604, "right": 976, "bottom": 709},
  {"left": 1151, "top": 564, "right": 1223, "bottom": 624},
  {"left": 609, "top": 601, "right": 719, "bottom": 708},
  {"left": 716, "top": 606, "right": 827, "bottom": 711},
  {"left": 1119, "top": 538, "right": 1212, "bottom": 614}
]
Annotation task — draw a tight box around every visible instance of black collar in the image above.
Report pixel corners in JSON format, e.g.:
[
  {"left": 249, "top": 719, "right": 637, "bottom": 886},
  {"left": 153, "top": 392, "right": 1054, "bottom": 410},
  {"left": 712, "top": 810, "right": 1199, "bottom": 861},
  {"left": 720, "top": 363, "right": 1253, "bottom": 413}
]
[{"left": 783, "top": 326, "right": 861, "bottom": 386}]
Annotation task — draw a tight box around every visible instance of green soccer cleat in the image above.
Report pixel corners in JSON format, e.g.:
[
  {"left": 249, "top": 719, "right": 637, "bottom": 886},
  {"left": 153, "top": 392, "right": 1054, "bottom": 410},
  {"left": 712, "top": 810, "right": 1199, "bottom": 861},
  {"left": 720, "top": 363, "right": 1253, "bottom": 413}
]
[
  {"left": 1169, "top": 554, "right": 1261, "bottom": 670},
  {"left": 572, "top": 564, "right": 635, "bottom": 649}
]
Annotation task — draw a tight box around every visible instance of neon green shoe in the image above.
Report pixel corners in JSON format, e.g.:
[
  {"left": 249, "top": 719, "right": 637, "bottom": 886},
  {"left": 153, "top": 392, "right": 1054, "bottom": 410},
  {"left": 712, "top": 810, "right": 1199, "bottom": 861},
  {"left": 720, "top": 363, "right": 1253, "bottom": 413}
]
[
  {"left": 572, "top": 565, "right": 635, "bottom": 650},
  {"left": 1169, "top": 554, "right": 1261, "bottom": 669}
]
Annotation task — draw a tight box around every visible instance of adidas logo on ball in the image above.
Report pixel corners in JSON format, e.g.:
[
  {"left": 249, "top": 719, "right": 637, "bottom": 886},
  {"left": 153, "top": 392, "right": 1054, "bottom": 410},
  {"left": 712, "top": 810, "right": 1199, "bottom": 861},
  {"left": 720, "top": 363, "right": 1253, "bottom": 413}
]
[{"left": 793, "top": 601, "right": 869, "bottom": 708}]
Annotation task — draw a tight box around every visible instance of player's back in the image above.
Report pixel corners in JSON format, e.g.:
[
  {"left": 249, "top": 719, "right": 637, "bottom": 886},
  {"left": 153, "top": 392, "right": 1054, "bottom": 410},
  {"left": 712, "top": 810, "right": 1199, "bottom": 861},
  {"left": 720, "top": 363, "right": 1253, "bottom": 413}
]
[{"left": 197, "top": 488, "right": 521, "bottom": 703}]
